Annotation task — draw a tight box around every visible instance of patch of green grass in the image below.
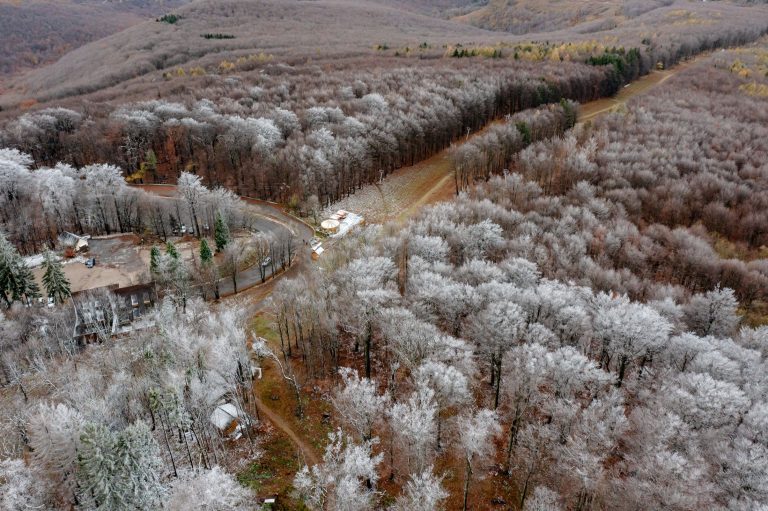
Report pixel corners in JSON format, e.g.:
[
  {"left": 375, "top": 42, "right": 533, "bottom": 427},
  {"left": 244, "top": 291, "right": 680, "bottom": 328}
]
[
  {"left": 237, "top": 464, "right": 273, "bottom": 491},
  {"left": 251, "top": 314, "right": 279, "bottom": 342},
  {"left": 238, "top": 435, "right": 300, "bottom": 493}
]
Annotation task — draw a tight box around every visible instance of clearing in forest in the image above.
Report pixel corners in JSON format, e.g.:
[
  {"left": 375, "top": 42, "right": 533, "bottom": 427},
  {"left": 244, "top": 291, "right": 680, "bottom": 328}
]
[{"left": 327, "top": 56, "right": 701, "bottom": 225}]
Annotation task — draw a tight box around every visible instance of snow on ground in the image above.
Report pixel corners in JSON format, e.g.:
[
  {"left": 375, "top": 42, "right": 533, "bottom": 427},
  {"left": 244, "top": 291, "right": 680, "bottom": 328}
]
[
  {"left": 24, "top": 253, "right": 87, "bottom": 268},
  {"left": 22, "top": 254, "right": 46, "bottom": 268}
]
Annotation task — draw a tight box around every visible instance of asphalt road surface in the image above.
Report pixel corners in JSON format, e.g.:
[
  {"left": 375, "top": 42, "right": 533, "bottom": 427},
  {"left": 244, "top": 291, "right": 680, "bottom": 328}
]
[{"left": 132, "top": 184, "right": 314, "bottom": 297}]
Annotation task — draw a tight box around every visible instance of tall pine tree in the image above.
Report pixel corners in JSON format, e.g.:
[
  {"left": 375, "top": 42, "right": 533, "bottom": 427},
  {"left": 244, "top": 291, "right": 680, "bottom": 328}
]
[
  {"left": 149, "top": 246, "right": 161, "bottom": 275},
  {"left": 199, "top": 238, "right": 213, "bottom": 266},
  {"left": 214, "top": 212, "right": 230, "bottom": 253},
  {"left": 77, "top": 420, "right": 164, "bottom": 510},
  {"left": 0, "top": 233, "right": 40, "bottom": 307},
  {"left": 77, "top": 423, "right": 121, "bottom": 510},
  {"left": 42, "top": 251, "right": 71, "bottom": 304}
]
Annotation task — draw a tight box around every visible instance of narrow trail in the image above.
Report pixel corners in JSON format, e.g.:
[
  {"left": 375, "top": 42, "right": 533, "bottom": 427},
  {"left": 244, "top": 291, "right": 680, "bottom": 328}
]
[
  {"left": 329, "top": 55, "right": 704, "bottom": 225},
  {"left": 254, "top": 395, "right": 321, "bottom": 466}
]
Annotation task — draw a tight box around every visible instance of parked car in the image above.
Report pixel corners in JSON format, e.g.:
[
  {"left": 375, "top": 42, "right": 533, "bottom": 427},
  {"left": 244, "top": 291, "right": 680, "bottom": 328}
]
[
  {"left": 261, "top": 257, "right": 271, "bottom": 267},
  {"left": 85, "top": 257, "right": 96, "bottom": 268}
]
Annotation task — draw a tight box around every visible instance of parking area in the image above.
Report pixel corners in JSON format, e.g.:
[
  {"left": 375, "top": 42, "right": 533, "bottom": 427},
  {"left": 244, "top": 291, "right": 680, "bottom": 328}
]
[{"left": 32, "top": 234, "right": 151, "bottom": 294}]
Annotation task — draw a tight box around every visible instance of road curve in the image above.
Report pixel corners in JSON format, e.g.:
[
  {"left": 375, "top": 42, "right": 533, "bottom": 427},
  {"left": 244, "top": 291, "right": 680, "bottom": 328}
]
[{"left": 131, "top": 183, "right": 314, "bottom": 298}]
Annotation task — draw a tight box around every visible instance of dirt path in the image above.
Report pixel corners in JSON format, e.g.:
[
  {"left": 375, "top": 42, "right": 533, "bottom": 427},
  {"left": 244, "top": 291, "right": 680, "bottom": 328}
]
[
  {"left": 578, "top": 58, "right": 696, "bottom": 122},
  {"left": 329, "top": 56, "right": 703, "bottom": 225},
  {"left": 254, "top": 394, "right": 321, "bottom": 466},
  {"left": 135, "top": 184, "right": 321, "bottom": 466}
]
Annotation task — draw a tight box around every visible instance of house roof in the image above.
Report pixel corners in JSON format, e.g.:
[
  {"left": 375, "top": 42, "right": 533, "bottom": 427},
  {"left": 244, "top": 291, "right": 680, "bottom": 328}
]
[{"left": 210, "top": 403, "right": 238, "bottom": 431}]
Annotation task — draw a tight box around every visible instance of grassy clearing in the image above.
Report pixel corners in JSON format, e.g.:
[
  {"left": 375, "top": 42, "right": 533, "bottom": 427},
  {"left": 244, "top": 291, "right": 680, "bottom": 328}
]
[
  {"left": 245, "top": 313, "right": 335, "bottom": 505},
  {"left": 740, "top": 301, "right": 768, "bottom": 328},
  {"left": 237, "top": 434, "right": 300, "bottom": 496}
]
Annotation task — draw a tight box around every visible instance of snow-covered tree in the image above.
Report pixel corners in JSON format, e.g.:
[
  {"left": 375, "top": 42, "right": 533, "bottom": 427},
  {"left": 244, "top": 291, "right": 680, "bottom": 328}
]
[
  {"left": 390, "top": 467, "right": 448, "bottom": 511},
  {"left": 332, "top": 368, "right": 389, "bottom": 441},
  {"left": 178, "top": 172, "right": 206, "bottom": 236},
  {"left": 0, "top": 458, "right": 46, "bottom": 511},
  {"left": 416, "top": 360, "right": 472, "bottom": 449},
  {"left": 524, "top": 486, "right": 562, "bottom": 511},
  {"left": 594, "top": 294, "right": 671, "bottom": 386},
  {"left": 294, "top": 429, "right": 383, "bottom": 511},
  {"left": 387, "top": 383, "right": 437, "bottom": 474},
  {"left": 27, "top": 402, "right": 85, "bottom": 504},
  {"left": 77, "top": 420, "right": 164, "bottom": 511},
  {"left": 166, "top": 467, "right": 255, "bottom": 511},
  {"left": 0, "top": 232, "right": 40, "bottom": 307},
  {"left": 468, "top": 300, "right": 526, "bottom": 409},
  {"left": 684, "top": 286, "right": 740, "bottom": 338},
  {"left": 457, "top": 409, "right": 501, "bottom": 511}
]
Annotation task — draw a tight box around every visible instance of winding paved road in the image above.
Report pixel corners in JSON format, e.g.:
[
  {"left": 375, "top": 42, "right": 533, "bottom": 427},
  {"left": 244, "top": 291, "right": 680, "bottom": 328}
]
[{"left": 132, "top": 184, "right": 315, "bottom": 298}]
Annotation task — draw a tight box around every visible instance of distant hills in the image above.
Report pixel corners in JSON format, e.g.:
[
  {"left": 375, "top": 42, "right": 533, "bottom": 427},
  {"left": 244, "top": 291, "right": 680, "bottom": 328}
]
[
  {"left": 0, "top": 0, "right": 190, "bottom": 78},
  {"left": 1, "top": 0, "right": 767, "bottom": 111}
]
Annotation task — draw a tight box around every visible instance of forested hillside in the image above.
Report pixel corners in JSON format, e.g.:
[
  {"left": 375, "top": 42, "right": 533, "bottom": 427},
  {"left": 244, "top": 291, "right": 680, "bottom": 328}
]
[
  {"left": 0, "top": 0, "right": 767, "bottom": 509},
  {"left": 274, "top": 45, "right": 768, "bottom": 509},
  {"left": 2, "top": 0, "right": 767, "bottom": 110}
]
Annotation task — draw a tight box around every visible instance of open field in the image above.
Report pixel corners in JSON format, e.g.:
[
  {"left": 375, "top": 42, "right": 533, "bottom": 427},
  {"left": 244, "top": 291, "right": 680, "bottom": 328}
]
[{"left": 30, "top": 235, "right": 150, "bottom": 293}]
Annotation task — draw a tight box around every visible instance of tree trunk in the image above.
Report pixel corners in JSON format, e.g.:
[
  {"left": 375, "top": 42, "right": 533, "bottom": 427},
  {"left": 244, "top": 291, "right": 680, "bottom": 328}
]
[
  {"left": 463, "top": 457, "right": 473, "bottom": 511},
  {"left": 365, "top": 320, "right": 372, "bottom": 379}
]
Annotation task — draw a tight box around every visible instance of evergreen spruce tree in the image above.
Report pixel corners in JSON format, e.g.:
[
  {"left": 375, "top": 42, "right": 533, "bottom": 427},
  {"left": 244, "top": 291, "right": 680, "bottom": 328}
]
[
  {"left": 77, "top": 421, "right": 164, "bottom": 510},
  {"left": 118, "top": 421, "right": 164, "bottom": 509},
  {"left": 199, "top": 239, "right": 213, "bottom": 266},
  {"left": 0, "top": 233, "right": 40, "bottom": 307},
  {"left": 0, "top": 233, "right": 19, "bottom": 307},
  {"left": 42, "top": 251, "right": 71, "bottom": 304},
  {"left": 214, "top": 212, "right": 230, "bottom": 253},
  {"left": 77, "top": 423, "right": 120, "bottom": 510},
  {"left": 165, "top": 241, "right": 180, "bottom": 260},
  {"left": 149, "top": 246, "right": 161, "bottom": 275},
  {"left": 16, "top": 263, "right": 41, "bottom": 305}
]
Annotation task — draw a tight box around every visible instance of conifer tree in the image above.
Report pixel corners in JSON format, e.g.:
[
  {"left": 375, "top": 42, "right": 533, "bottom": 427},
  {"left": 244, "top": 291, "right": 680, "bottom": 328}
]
[
  {"left": 42, "top": 251, "right": 71, "bottom": 304},
  {"left": 0, "top": 232, "right": 40, "bottom": 307},
  {"left": 77, "top": 423, "right": 120, "bottom": 510},
  {"left": 16, "top": 263, "right": 41, "bottom": 305},
  {"left": 77, "top": 421, "right": 164, "bottom": 510},
  {"left": 149, "top": 246, "right": 161, "bottom": 275},
  {"left": 214, "top": 212, "right": 230, "bottom": 253},
  {"left": 199, "top": 238, "right": 213, "bottom": 265},
  {"left": 166, "top": 241, "right": 180, "bottom": 260}
]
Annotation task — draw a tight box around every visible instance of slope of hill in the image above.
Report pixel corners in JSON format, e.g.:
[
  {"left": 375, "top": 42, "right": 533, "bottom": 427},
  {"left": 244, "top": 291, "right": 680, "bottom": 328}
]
[
  {"left": 0, "top": 0, "right": 190, "bottom": 79},
  {"left": 454, "top": 0, "right": 766, "bottom": 34},
  {"left": 1, "top": 0, "right": 767, "bottom": 112},
  {"left": 0, "top": 0, "right": 503, "bottom": 107},
  {"left": 453, "top": 0, "right": 668, "bottom": 34}
]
